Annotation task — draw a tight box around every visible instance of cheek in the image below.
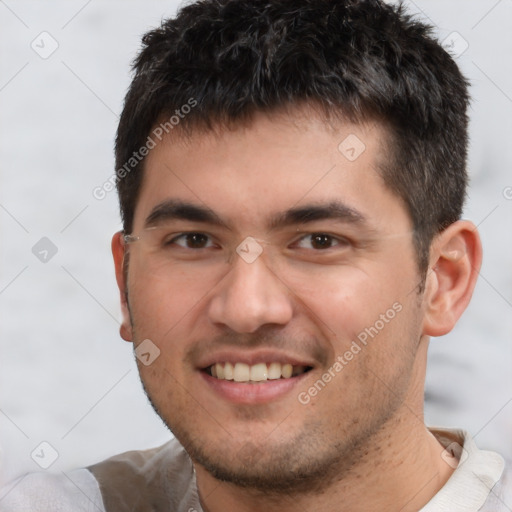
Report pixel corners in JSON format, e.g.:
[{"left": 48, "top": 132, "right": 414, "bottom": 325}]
[
  {"left": 289, "top": 267, "right": 388, "bottom": 339},
  {"left": 293, "top": 262, "right": 417, "bottom": 362},
  {"left": 127, "top": 261, "right": 217, "bottom": 336}
]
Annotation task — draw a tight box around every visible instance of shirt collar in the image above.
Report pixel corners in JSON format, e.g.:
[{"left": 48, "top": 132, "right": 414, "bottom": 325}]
[{"left": 420, "top": 427, "right": 505, "bottom": 512}]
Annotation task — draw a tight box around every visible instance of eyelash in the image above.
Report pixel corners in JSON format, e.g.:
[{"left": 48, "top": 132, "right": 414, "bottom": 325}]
[
  {"left": 165, "top": 232, "right": 351, "bottom": 251},
  {"left": 166, "top": 232, "right": 216, "bottom": 249},
  {"left": 292, "top": 233, "right": 350, "bottom": 250}
]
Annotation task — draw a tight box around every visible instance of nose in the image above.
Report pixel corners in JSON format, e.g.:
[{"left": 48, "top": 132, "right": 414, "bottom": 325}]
[{"left": 207, "top": 252, "right": 294, "bottom": 333}]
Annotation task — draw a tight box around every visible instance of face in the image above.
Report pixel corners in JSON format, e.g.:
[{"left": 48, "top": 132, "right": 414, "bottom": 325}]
[{"left": 116, "top": 110, "right": 428, "bottom": 492}]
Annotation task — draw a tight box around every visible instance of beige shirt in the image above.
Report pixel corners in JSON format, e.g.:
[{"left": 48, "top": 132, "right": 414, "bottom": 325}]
[{"left": 0, "top": 428, "right": 509, "bottom": 511}]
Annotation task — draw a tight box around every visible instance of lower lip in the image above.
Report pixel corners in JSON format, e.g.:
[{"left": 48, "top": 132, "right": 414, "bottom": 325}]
[{"left": 200, "top": 371, "right": 310, "bottom": 404}]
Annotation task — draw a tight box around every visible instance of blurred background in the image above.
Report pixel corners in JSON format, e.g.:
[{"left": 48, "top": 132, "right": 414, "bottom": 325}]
[{"left": 0, "top": 0, "right": 511, "bottom": 487}]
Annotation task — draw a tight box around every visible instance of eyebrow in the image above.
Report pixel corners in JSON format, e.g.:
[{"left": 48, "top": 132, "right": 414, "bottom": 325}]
[
  {"left": 268, "top": 201, "right": 368, "bottom": 230},
  {"left": 144, "top": 199, "right": 368, "bottom": 231},
  {"left": 144, "top": 200, "right": 227, "bottom": 228}
]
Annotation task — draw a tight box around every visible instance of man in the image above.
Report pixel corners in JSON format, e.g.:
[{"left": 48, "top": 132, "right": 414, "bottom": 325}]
[{"left": 1, "top": 0, "right": 510, "bottom": 510}]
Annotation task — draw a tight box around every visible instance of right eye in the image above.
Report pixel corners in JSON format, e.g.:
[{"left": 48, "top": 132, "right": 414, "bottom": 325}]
[{"left": 166, "top": 232, "right": 216, "bottom": 250}]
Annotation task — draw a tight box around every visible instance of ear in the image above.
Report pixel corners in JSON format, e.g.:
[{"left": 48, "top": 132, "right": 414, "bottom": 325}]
[
  {"left": 422, "top": 221, "right": 482, "bottom": 337},
  {"left": 112, "top": 231, "right": 133, "bottom": 342}
]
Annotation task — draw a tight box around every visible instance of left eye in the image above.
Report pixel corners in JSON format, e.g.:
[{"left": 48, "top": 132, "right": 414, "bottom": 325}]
[
  {"left": 169, "top": 233, "right": 215, "bottom": 249},
  {"left": 294, "top": 233, "right": 347, "bottom": 250}
]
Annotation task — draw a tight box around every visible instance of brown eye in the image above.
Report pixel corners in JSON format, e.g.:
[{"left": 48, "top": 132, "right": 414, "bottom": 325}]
[
  {"left": 296, "top": 233, "right": 345, "bottom": 250},
  {"left": 310, "top": 234, "right": 334, "bottom": 249},
  {"left": 185, "top": 233, "right": 209, "bottom": 248},
  {"left": 171, "top": 233, "right": 214, "bottom": 249}
]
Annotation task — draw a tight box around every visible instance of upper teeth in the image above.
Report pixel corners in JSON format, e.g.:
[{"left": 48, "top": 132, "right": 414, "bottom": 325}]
[{"left": 210, "top": 362, "right": 308, "bottom": 382}]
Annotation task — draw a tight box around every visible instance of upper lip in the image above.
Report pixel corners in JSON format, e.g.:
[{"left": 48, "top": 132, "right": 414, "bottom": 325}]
[{"left": 196, "top": 349, "right": 317, "bottom": 370}]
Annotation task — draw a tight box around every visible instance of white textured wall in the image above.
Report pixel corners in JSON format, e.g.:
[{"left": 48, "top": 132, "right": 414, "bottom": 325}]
[{"left": 0, "top": 0, "right": 510, "bottom": 487}]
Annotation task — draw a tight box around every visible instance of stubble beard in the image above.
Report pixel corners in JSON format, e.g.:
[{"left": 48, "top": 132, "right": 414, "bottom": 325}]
[
  {"left": 128, "top": 300, "right": 416, "bottom": 496},
  {"left": 138, "top": 369, "right": 409, "bottom": 496}
]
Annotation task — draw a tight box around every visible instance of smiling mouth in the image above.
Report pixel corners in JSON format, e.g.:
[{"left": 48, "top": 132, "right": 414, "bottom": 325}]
[{"left": 205, "top": 362, "right": 312, "bottom": 383}]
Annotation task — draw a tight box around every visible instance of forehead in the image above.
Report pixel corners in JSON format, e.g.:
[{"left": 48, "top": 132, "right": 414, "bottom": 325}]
[{"left": 132, "top": 110, "right": 408, "bottom": 233}]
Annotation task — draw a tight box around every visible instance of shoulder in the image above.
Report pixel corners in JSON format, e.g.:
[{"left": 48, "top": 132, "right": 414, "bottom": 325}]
[
  {"left": 87, "top": 437, "right": 201, "bottom": 512},
  {"left": 0, "top": 469, "right": 104, "bottom": 512},
  {"left": 0, "top": 439, "right": 200, "bottom": 512},
  {"left": 479, "top": 457, "right": 512, "bottom": 511}
]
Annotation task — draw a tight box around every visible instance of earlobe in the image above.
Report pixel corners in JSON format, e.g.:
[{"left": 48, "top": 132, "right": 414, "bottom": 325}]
[
  {"left": 422, "top": 221, "right": 482, "bottom": 337},
  {"left": 112, "top": 231, "right": 133, "bottom": 342}
]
